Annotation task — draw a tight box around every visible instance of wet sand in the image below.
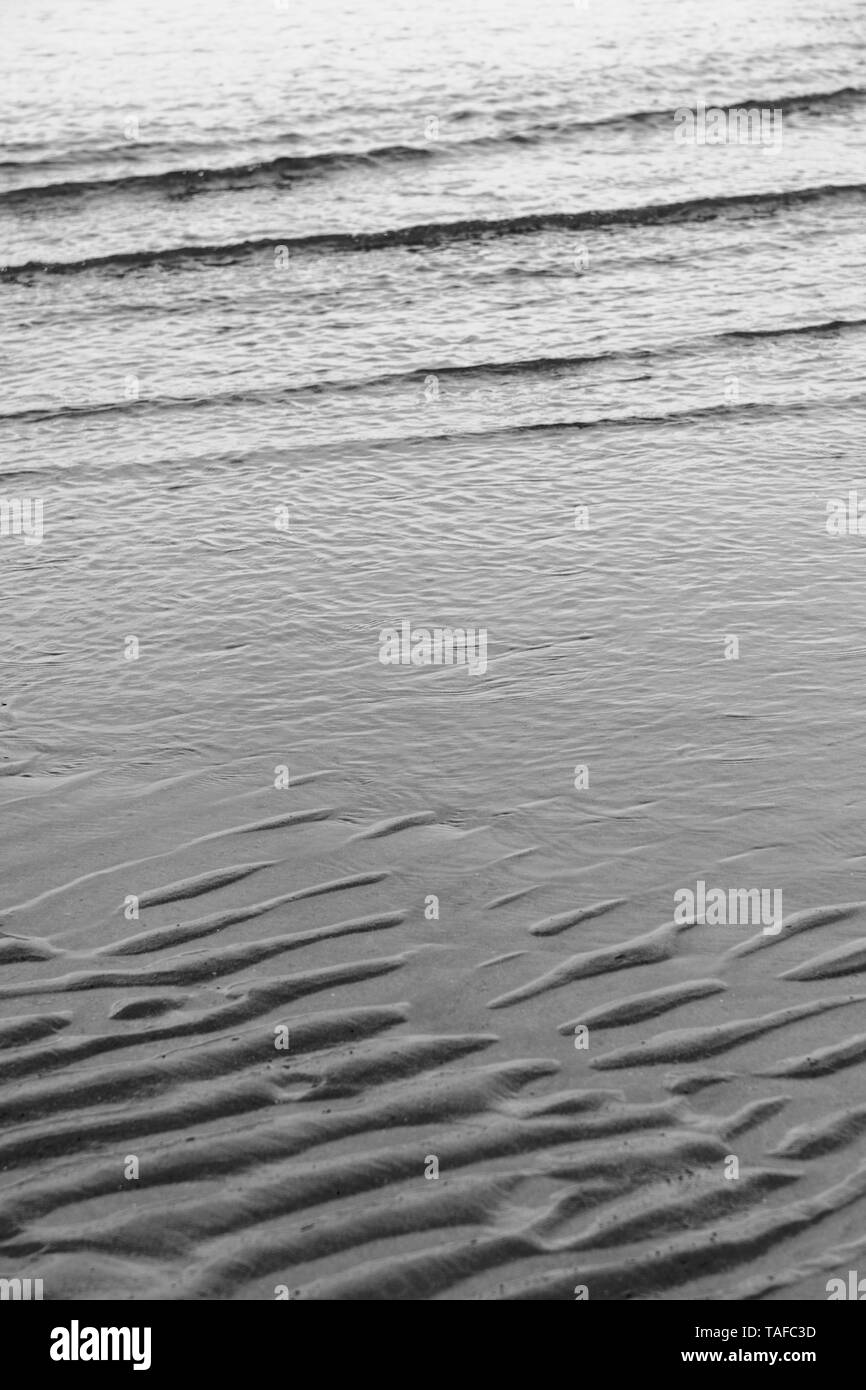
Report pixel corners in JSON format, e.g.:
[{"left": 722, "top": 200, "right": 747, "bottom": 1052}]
[{"left": 2, "top": 759, "right": 866, "bottom": 1300}]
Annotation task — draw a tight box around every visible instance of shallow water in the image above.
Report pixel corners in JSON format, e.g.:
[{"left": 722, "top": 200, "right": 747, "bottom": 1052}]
[{"left": 2, "top": 0, "right": 866, "bottom": 1301}]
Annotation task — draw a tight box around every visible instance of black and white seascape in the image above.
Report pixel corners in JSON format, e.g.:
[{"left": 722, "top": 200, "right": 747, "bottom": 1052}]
[{"left": 1, "top": 0, "right": 866, "bottom": 1304}]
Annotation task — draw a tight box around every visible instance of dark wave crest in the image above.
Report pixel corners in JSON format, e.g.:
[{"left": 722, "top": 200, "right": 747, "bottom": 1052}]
[
  {"left": 1, "top": 85, "right": 863, "bottom": 209},
  {"left": 3, "top": 181, "right": 864, "bottom": 280},
  {"left": 0, "top": 143, "right": 437, "bottom": 207},
  {"left": 3, "top": 317, "right": 863, "bottom": 427}
]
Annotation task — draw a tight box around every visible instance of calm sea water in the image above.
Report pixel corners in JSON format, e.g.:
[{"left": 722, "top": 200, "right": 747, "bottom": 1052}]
[{"left": 2, "top": 0, "right": 866, "bottom": 914}]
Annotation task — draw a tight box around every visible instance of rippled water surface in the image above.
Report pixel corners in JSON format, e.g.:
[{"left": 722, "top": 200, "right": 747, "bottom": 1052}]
[{"left": 2, "top": 0, "right": 866, "bottom": 1302}]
